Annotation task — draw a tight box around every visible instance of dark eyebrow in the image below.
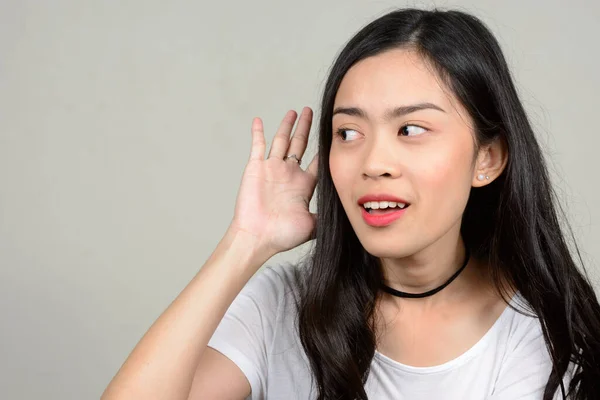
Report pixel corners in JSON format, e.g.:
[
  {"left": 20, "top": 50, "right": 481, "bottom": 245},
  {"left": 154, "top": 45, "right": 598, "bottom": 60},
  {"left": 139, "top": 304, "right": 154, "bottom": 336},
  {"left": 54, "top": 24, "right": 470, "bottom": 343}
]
[{"left": 332, "top": 102, "right": 446, "bottom": 121}]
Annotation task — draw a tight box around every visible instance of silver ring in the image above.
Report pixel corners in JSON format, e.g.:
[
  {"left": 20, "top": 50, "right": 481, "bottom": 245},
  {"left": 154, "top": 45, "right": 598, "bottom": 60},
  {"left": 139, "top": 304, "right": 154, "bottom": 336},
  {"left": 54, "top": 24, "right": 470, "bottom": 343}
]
[{"left": 284, "top": 154, "right": 302, "bottom": 165}]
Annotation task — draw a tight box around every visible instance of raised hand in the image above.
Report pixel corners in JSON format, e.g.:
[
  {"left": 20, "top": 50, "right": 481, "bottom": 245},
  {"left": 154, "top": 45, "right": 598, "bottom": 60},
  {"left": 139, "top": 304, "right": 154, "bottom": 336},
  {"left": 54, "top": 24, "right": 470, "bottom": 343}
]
[{"left": 228, "top": 107, "right": 319, "bottom": 258}]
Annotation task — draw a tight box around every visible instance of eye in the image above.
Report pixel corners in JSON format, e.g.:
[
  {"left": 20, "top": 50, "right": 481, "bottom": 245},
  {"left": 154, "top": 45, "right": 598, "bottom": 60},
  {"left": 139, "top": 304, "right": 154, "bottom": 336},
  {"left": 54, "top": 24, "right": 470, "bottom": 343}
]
[
  {"left": 335, "top": 128, "right": 360, "bottom": 141},
  {"left": 399, "top": 124, "right": 427, "bottom": 137}
]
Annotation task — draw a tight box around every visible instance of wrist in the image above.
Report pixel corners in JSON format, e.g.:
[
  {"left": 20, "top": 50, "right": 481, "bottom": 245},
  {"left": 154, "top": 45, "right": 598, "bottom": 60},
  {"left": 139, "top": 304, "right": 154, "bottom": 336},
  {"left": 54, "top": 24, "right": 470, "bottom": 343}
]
[{"left": 219, "top": 226, "right": 275, "bottom": 268}]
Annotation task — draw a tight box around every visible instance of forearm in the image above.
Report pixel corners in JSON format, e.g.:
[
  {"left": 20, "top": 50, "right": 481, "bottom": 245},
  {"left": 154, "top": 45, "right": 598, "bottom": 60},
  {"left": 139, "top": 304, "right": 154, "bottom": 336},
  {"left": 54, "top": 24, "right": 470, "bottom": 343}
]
[{"left": 101, "top": 228, "right": 272, "bottom": 400}]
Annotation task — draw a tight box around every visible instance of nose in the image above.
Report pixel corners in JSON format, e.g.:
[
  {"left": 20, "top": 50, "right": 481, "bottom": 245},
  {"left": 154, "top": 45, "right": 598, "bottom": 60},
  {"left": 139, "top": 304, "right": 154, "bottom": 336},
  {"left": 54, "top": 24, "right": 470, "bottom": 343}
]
[{"left": 362, "top": 133, "right": 402, "bottom": 179}]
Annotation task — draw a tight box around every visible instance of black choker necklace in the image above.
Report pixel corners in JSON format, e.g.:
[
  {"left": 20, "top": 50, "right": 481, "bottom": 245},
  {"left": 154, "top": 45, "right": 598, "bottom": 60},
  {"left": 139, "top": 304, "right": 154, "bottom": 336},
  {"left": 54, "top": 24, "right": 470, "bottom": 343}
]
[{"left": 380, "top": 247, "right": 471, "bottom": 299}]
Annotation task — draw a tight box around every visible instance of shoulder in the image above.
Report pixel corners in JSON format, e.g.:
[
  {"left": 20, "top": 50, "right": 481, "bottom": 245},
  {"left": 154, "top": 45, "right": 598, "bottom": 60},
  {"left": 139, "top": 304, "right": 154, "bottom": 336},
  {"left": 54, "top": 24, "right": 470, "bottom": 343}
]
[
  {"left": 501, "top": 292, "right": 547, "bottom": 346},
  {"left": 245, "top": 262, "right": 304, "bottom": 296},
  {"left": 493, "top": 292, "right": 551, "bottom": 362},
  {"left": 206, "top": 262, "right": 308, "bottom": 398},
  {"left": 490, "top": 292, "right": 556, "bottom": 398},
  {"left": 237, "top": 262, "right": 305, "bottom": 316}
]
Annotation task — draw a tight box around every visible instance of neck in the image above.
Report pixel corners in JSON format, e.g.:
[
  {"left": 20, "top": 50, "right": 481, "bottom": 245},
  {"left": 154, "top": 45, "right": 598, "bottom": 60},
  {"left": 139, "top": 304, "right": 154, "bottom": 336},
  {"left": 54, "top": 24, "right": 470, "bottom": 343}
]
[{"left": 379, "top": 235, "right": 477, "bottom": 307}]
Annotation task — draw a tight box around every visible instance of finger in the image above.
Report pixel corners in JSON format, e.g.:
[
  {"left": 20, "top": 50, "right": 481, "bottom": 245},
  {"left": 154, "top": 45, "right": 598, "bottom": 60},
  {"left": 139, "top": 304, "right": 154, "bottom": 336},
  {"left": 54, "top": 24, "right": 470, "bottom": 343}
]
[
  {"left": 249, "top": 117, "right": 266, "bottom": 161},
  {"left": 305, "top": 151, "right": 319, "bottom": 179},
  {"left": 267, "top": 110, "right": 298, "bottom": 160},
  {"left": 287, "top": 107, "right": 313, "bottom": 162}
]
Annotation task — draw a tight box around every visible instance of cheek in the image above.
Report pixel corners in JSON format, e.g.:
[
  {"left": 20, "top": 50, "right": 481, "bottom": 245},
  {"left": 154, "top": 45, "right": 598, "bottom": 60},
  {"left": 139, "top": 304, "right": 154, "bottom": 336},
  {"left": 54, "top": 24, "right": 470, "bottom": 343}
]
[
  {"left": 429, "top": 149, "right": 471, "bottom": 185},
  {"left": 329, "top": 153, "right": 350, "bottom": 197},
  {"left": 415, "top": 144, "right": 474, "bottom": 227},
  {"left": 329, "top": 151, "right": 362, "bottom": 216}
]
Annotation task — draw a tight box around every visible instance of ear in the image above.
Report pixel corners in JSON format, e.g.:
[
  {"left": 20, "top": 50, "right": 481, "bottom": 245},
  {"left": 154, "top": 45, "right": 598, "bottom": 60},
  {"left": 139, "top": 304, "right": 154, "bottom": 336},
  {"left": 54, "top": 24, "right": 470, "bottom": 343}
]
[{"left": 472, "top": 137, "right": 508, "bottom": 187}]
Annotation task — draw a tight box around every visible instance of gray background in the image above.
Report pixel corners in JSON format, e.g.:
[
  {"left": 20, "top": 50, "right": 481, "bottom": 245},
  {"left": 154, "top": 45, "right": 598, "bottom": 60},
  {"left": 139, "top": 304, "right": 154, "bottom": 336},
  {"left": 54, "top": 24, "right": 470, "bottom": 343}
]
[{"left": 1, "top": 1, "right": 598, "bottom": 399}]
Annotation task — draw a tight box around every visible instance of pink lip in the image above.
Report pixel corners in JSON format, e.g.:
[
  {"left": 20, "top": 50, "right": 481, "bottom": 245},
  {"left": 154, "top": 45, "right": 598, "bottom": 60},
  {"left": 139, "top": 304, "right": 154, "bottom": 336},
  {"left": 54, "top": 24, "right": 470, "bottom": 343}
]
[
  {"left": 357, "top": 194, "right": 410, "bottom": 227},
  {"left": 361, "top": 207, "right": 407, "bottom": 227}
]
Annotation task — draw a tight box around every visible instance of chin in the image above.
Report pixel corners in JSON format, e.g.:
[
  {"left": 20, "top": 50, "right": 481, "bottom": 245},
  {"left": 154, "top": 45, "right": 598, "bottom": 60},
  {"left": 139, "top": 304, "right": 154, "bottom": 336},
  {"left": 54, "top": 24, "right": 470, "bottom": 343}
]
[{"left": 355, "top": 234, "right": 417, "bottom": 259}]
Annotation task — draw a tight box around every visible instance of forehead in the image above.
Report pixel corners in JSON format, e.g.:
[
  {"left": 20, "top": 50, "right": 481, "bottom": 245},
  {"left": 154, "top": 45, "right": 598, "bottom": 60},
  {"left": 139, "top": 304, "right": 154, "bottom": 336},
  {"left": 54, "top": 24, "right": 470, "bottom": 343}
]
[{"left": 334, "top": 48, "right": 456, "bottom": 113}]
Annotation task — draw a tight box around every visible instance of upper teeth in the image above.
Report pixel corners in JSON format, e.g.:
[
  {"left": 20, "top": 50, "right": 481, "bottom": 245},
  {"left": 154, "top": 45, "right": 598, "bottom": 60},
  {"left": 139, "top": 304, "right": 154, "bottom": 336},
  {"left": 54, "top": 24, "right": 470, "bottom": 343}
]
[{"left": 363, "top": 201, "right": 406, "bottom": 210}]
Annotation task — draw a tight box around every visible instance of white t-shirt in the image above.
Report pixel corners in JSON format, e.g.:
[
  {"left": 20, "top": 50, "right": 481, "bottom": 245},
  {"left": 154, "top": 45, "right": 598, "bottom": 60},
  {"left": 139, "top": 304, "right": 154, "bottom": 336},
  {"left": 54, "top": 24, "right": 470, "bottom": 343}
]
[{"left": 207, "top": 263, "right": 569, "bottom": 399}]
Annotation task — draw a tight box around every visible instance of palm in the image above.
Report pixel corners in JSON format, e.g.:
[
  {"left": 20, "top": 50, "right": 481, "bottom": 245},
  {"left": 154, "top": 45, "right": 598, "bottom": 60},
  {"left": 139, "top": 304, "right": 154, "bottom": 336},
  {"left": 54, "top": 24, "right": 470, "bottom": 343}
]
[
  {"left": 229, "top": 109, "right": 318, "bottom": 257},
  {"left": 233, "top": 158, "right": 315, "bottom": 252}
]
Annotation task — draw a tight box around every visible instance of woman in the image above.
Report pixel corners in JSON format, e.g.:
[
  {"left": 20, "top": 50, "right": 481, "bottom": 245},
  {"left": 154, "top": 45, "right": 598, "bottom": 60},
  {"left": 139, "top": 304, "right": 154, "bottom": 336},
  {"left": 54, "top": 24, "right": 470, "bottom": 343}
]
[{"left": 102, "top": 8, "right": 600, "bottom": 400}]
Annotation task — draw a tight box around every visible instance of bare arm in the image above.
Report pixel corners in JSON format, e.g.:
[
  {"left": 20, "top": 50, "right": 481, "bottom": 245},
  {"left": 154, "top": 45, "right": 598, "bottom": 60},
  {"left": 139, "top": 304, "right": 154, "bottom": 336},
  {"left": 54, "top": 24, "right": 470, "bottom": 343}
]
[
  {"left": 101, "top": 228, "right": 273, "bottom": 400},
  {"left": 101, "top": 108, "right": 318, "bottom": 400}
]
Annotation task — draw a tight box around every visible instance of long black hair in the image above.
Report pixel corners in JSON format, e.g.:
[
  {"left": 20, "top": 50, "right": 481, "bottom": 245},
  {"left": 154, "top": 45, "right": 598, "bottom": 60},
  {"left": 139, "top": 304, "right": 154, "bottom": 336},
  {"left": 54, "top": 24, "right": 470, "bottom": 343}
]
[{"left": 293, "top": 8, "right": 600, "bottom": 400}]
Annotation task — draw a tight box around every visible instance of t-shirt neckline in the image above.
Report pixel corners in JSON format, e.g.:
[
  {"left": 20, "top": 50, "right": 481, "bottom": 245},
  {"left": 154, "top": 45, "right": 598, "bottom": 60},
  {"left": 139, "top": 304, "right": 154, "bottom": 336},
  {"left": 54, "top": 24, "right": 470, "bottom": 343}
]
[{"left": 373, "top": 292, "right": 520, "bottom": 375}]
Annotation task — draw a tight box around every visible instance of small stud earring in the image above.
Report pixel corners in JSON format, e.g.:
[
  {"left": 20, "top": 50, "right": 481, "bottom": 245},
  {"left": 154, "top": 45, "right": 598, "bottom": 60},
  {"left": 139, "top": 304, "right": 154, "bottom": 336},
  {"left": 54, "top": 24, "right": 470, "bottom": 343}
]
[
  {"left": 477, "top": 174, "right": 485, "bottom": 181},
  {"left": 486, "top": 175, "right": 490, "bottom": 180}
]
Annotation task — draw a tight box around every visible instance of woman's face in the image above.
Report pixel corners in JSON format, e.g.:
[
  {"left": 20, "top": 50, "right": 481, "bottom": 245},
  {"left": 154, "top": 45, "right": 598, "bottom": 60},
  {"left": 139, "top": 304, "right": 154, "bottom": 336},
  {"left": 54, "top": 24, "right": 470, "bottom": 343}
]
[{"left": 330, "top": 48, "right": 478, "bottom": 259}]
